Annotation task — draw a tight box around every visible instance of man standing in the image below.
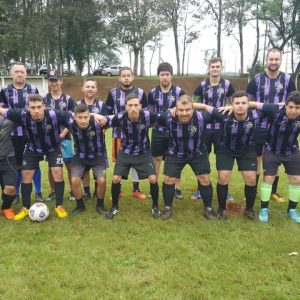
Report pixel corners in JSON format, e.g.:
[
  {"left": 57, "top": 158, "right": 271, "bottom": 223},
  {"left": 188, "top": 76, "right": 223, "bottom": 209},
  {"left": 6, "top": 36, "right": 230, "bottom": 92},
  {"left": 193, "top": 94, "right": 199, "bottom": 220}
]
[
  {"left": 44, "top": 70, "right": 75, "bottom": 202},
  {"left": 148, "top": 62, "right": 185, "bottom": 199},
  {"left": 247, "top": 48, "right": 296, "bottom": 203},
  {"left": 0, "top": 62, "right": 43, "bottom": 202},
  {"left": 106, "top": 67, "right": 148, "bottom": 200},
  {"left": 191, "top": 57, "right": 235, "bottom": 201},
  {"left": 0, "top": 94, "right": 70, "bottom": 220}
]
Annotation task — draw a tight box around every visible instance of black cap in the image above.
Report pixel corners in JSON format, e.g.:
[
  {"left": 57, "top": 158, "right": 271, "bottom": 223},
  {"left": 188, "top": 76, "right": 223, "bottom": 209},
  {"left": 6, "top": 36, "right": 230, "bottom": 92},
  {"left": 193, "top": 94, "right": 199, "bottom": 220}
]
[{"left": 48, "top": 69, "right": 61, "bottom": 80}]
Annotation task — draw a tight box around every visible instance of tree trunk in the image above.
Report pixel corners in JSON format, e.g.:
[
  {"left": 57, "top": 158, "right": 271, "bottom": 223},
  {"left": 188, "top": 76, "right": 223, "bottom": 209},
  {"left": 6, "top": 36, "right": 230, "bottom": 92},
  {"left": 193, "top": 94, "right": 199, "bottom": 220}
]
[
  {"left": 149, "top": 48, "right": 156, "bottom": 76},
  {"left": 238, "top": 20, "right": 243, "bottom": 75},
  {"left": 133, "top": 47, "right": 139, "bottom": 76},
  {"left": 249, "top": 5, "right": 260, "bottom": 78},
  {"left": 217, "top": 0, "right": 222, "bottom": 57},
  {"left": 140, "top": 47, "right": 145, "bottom": 76},
  {"left": 173, "top": 24, "right": 180, "bottom": 75}
]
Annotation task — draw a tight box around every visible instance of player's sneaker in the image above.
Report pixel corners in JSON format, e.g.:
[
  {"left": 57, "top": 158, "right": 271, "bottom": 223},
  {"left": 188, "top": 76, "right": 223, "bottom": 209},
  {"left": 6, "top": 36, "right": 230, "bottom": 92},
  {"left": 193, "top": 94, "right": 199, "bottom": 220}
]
[
  {"left": 14, "top": 207, "right": 29, "bottom": 220},
  {"left": 151, "top": 206, "right": 160, "bottom": 219},
  {"left": 217, "top": 209, "right": 227, "bottom": 220},
  {"left": 69, "top": 193, "right": 75, "bottom": 201},
  {"left": 45, "top": 192, "right": 55, "bottom": 202},
  {"left": 190, "top": 190, "right": 201, "bottom": 200},
  {"left": 12, "top": 195, "right": 19, "bottom": 205},
  {"left": 132, "top": 190, "right": 146, "bottom": 200},
  {"left": 226, "top": 193, "right": 234, "bottom": 201},
  {"left": 203, "top": 207, "right": 216, "bottom": 220},
  {"left": 287, "top": 209, "right": 300, "bottom": 223},
  {"left": 55, "top": 205, "right": 68, "bottom": 218},
  {"left": 0, "top": 208, "right": 16, "bottom": 220},
  {"left": 174, "top": 189, "right": 183, "bottom": 200},
  {"left": 271, "top": 193, "right": 284, "bottom": 203},
  {"left": 106, "top": 207, "right": 119, "bottom": 219},
  {"left": 160, "top": 207, "right": 172, "bottom": 220},
  {"left": 259, "top": 208, "right": 269, "bottom": 222},
  {"left": 96, "top": 205, "right": 106, "bottom": 215},
  {"left": 244, "top": 208, "right": 256, "bottom": 220},
  {"left": 70, "top": 206, "right": 85, "bottom": 216},
  {"left": 35, "top": 192, "right": 44, "bottom": 202}
]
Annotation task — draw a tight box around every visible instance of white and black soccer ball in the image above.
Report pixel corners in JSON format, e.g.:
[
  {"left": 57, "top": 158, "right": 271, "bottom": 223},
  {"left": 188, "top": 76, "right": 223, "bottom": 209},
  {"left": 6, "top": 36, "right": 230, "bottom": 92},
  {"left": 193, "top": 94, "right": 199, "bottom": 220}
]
[{"left": 29, "top": 203, "right": 49, "bottom": 222}]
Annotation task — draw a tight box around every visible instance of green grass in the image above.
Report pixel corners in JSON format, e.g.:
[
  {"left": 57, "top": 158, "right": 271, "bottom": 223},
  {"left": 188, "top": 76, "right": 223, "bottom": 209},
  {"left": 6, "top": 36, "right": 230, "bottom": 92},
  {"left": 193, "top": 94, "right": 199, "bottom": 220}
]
[{"left": 1, "top": 130, "right": 300, "bottom": 299}]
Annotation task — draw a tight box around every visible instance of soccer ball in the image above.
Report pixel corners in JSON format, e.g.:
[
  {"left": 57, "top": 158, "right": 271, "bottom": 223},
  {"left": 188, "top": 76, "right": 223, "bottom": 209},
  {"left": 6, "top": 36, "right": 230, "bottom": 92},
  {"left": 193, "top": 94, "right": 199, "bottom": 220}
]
[{"left": 29, "top": 203, "right": 49, "bottom": 222}]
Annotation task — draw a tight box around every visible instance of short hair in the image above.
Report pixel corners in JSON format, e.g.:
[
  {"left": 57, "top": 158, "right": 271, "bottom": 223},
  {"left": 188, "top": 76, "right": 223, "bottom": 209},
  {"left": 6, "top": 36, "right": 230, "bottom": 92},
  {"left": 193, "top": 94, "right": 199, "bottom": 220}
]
[
  {"left": 125, "top": 93, "right": 139, "bottom": 103},
  {"left": 10, "top": 61, "right": 26, "bottom": 71},
  {"left": 28, "top": 94, "right": 43, "bottom": 103},
  {"left": 231, "top": 91, "right": 248, "bottom": 102},
  {"left": 209, "top": 57, "right": 222, "bottom": 66},
  {"left": 83, "top": 78, "right": 96, "bottom": 84},
  {"left": 176, "top": 95, "right": 193, "bottom": 106},
  {"left": 157, "top": 62, "right": 173, "bottom": 76},
  {"left": 74, "top": 104, "right": 89, "bottom": 114},
  {"left": 266, "top": 48, "right": 282, "bottom": 59},
  {"left": 286, "top": 91, "right": 300, "bottom": 106},
  {"left": 119, "top": 66, "right": 133, "bottom": 76}
]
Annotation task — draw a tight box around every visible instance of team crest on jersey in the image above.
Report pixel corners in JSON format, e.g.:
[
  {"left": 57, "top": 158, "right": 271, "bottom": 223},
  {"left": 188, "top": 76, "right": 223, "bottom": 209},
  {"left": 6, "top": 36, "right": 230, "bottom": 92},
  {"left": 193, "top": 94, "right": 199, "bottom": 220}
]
[
  {"left": 88, "top": 131, "right": 96, "bottom": 136},
  {"left": 46, "top": 124, "right": 52, "bottom": 132},
  {"left": 59, "top": 102, "right": 66, "bottom": 109},
  {"left": 217, "top": 87, "right": 225, "bottom": 95},
  {"left": 93, "top": 108, "right": 100, "bottom": 114},
  {"left": 169, "top": 96, "right": 175, "bottom": 103},
  {"left": 191, "top": 126, "right": 198, "bottom": 133},
  {"left": 229, "top": 123, "right": 236, "bottom": 128},
  {"left": 295, "top": 121, "right": 300, "bottom": 128},
  {"left": 139, "top": 124, "right": 145, "bottom": 130},
  {"left": 0, "top": 129, "right": 5, "bottom": 135},
  {"left": 275, "top": 82, "right": 283, "bottom": 92},
  {"left": 246, "top": 121, "right": 253, "bottom": 128}
]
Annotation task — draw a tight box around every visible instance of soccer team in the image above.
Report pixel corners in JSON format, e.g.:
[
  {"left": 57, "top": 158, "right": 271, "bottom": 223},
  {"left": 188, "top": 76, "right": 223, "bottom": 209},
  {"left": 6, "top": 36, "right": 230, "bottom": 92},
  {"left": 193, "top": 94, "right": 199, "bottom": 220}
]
[{"left": 0, "top": 47, "right": 300, "bottom": 223}]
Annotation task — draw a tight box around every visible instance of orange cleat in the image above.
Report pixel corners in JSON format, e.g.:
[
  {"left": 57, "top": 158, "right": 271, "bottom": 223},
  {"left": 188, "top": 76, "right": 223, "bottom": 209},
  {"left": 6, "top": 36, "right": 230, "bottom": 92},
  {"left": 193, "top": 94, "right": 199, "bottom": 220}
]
[
  {"left": 132, "top": 190, "right": 146, "bottom": 200},
  {"left": 1, "top": 208, "right": 16, "bottom": 220}
]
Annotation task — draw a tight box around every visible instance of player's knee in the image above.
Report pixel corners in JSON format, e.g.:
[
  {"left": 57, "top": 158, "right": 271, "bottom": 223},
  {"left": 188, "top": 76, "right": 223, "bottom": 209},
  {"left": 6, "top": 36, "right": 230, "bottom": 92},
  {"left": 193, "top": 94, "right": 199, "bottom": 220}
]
[
  {"left": 4, "top": 185, "right": 16, "bottom": 195},
  {"left": 198, "top": 175, "right": 210, "bottom": 186},
  {"left": 97, "top": 177, "right": 106, "bottom": 185},
  {"left": 71, "top": 177, "right": 81, "bottom": 185},
  {"left": 148, "top": 175, "right": 157, "bottom": 184},
  {"left": 218, "top": 174, "right": 229, "bottom": 185},
  {"left": 153, "top": 156, "right": 162, "bottom": 163},
  {"left": 112, "top": 176, "right": 121, "bottom": 184},
  {"left": 164, "top": 176, "right": 175, "bottom": 185}
]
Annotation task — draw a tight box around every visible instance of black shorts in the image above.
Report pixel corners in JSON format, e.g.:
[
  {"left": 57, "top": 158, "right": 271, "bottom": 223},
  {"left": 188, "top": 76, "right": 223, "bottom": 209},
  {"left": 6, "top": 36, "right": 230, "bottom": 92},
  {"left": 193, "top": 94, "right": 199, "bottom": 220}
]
[
  {"left": 164, "top": 154, "right": 210, "bottom": 178},
  {"left": 151, "top": 129, "right": 169, "bottom": 157},
  {"left": 256, "top": 144, "right": 264, "bottom": 156},
  {"left": 203, "top": 128, "right": 221, "bottom": 154},
  {"left": 263, "top": 150, "right": 300, "bottom": 176},
  {"left": 71, "top": 156, "right": 106, "bottom": 178},
  {"left": 114, "top": 151, "right": 155, "bottom": 180},
  {"left": 22, "top": 149, "right": 63, "bottom": 170},
  {"left": 216, "top": 146, "right": 257, "bottom": 171},
  {"left": 11, "top": 135, "right": 27, "bottom": 166},
  {"left": 0, "top": 156, "right": 17, "bottom": 186}
]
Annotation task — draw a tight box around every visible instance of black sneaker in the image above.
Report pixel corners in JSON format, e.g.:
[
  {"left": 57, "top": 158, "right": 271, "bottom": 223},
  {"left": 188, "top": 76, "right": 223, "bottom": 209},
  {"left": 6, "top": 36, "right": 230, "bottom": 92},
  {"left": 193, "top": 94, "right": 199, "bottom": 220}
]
[
  {"left": 160, "top": 207, "right": 173, "bottom": 220},
  {"left": 83, "top": 192, "right": 91, "bottom": 201},
  {"left": 174, "top": 189, "right": 183, "bottom": 200},
  {"left": 106, "top": 207, "right": 119, "bottom": 219},
  {"left": 203, "top": 207, "right": 216, "bottom": 220},
  {"left": 244, "top": 208, "right": 256, "bottom": 220},
  {"left": 35, "top": 192, "right": 44, "bottom": 202},
  {"left": 96, "top": 205, "right": 106, "bottom": 215},
  {"left": 151, "top": 206, "right": 161, "bottom": 219},
  {"left": 217, "top": 208, "right": 227, "bottom": 220},
  {"left": 70, "top": 206, "right": 86, "bottom": 216},
  {"left": 45, "top": 192, "right": 55, "bottom": 202}
]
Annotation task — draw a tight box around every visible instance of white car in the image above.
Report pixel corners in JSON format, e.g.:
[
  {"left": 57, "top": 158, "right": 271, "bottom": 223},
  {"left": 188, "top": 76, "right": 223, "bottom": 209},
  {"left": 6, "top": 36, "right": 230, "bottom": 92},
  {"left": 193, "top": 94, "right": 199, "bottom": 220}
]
[{"left": 102, "top": 66, "right": 121, "bottom": 76}]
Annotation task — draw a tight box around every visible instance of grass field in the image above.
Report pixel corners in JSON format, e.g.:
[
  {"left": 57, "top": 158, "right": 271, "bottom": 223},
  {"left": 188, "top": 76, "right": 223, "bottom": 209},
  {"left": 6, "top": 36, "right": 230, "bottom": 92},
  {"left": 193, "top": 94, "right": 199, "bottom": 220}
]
[{"left": 1, "top": 129, "right": 300, "bottom": 299}]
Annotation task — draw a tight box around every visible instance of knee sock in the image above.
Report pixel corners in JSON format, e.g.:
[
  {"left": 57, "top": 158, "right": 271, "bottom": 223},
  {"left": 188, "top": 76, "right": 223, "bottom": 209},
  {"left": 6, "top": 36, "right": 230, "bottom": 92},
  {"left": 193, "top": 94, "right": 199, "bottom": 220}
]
[
  {"left": 271, "top": 176, "right": 279, "bottom": 194},
  {"left": 84, "top": 186, "right": 90, "bottom": 195},
  {"left": 260, "top": 182, "right": 272, "bottom": 208},
  {"left": 1, "top": 193, "right": 15, "bottom": 209},
  {"left": 21, "top": 183, "right": 32, "bottom": 209},
  {"left": 16, "top": 170, "right": 22, "bottom": 195},
  {"left": 200, "top": 183, "right": 213, "bottom": 207},
  {"left": 150, "top": 182, "right": 159, "bottom": 207},
  {"left": 245, "top": 185, "right": 257, "bottom": 210},
  {"left": 94, "top": 181, "right": 98, "bottom": 195},
  {"left": 287, "top": 185, "right": 300, "bottom": 211},
  {"left": 33, "top": 167, "right": 41, "bottom": 193},
  {"left": 97, "top": 198, "right": 104, "bottom": 207},
  {"left": 133, "top": 182, "right": 139, "bottom": 191},
  {"left": 217, "top": 183, "right": 228, "bottom": 210},
  {"left": 111, "top": 182, "right": 121, "bottom": 208},
  {"left": 76, "top": 197, "right": 85, "bottom": 208},
  {"left": 162, "top": 183, "right": 175, "bottom": 208},
  {"left": 54, "top": 181, "right": 65, "bottom": 206}
]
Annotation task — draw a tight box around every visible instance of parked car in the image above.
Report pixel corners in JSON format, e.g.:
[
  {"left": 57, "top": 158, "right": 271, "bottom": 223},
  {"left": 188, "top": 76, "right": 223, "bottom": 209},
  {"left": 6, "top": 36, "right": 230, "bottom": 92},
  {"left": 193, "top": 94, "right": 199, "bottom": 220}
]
[
  {"left": 102, "top": 65, "right": 121, "bottom": 76},
  {"left": 38, "top": 65, "right": 48, "bottom": 75},
  {"left": 63, "top": 69, "right": 76, "bottom": 76},
  {"left": 92, "top": 68, "right": 103, "bottom": 76}
]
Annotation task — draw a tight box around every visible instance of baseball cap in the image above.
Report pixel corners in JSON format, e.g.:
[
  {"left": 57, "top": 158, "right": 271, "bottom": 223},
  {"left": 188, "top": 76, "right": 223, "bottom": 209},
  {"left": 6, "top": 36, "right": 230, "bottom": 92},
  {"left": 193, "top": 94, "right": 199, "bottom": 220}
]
[{"left": 48, "top": 69, "right": 61, "bottom": 80}]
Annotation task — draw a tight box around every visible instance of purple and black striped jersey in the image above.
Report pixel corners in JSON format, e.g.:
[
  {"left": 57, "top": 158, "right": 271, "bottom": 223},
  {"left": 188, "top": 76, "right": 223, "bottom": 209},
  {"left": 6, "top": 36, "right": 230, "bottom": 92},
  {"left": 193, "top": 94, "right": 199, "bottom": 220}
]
[
  {"left": 193, "top": 79, "right": 235, "bottom": 130},
  {"left": 157, "top": 109, "right": 214, "bottom": 158},
  {"left": 106, "top": 86, "right": 148, "bottom": 138},
  {"left": 69, "top": 119, "right": 107, "bottom": 159},
  {"left": 4, "top": 109, "right": 71, "bottom": 154},
  {"left": 107, "top": 110, "right": 156, "bottom": 156},
  {"left": 0, "top": 83, "right": 39, "bottom": 136},
  {"left": 76, "top": 99, "right": 107, "bottom": 116},
  {"left": 148, "top": 84, "right": 184, "bottom": 133}
]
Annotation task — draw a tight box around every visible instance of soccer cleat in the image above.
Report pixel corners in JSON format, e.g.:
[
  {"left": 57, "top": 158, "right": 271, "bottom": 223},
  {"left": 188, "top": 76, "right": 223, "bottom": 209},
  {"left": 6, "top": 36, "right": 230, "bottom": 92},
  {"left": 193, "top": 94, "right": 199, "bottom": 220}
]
[
  {"left": 271, "top": 193, "right": 285, "bottom": 203},
  {"left": 217, "top": 209, "right": 227, "bottom": 220},
  {"left": 69, "top": 193, "right": 75, "bottom": 201},
  {"left": 259, "top": 208, "right": 269, "bottom": 222},
  {"left": 96, "top": 205, "right": 106, "bottom": 215},
  {"left": 14, "top": 207, "right": 29, "bottom": 220},
  {"left": 12, "top": 195, "right": 19, "bottom": 205},
  {"left": 226, "top": 193, "right": 234, "bottom": 201},
  {"left": 151, "top": 206, "right": 161, "bottom": 219},
  {"left": 160, "top": 207, "right": 173, "bottom": 220},
  {"left": 35, "top": 192, "right": 44, "bottom": 202},
  {"left": 287, "top": 209, "right": 300, "bottom": 223},
  {"left": 55, "top": 205, "right": 68, "bottom": 218},
  {"left": 174, "top": 189, "right": 183, "bottom": 200},
  {"left": 190, "top": 190, "right": 202, "bottom": 200},
  {"left": 203, "top": 207, "right": 216, "bottom": 220},
  {"left": 0, "top": 208, "right": 16, "bottom": 220},
  {"left": 105, "top": 207, "right": 119, "bottom": 219},
  {"left": 132, "top": 190, "right": 146, "bottom": 200},
  {"left": 45, "top": 192, "right": 55, "bottom": 202},
  {"left": 244, "top": 208, "right": 256, "bottom": 220},
  {"left": 70, "top": 206, "right": 85, "bottom": 216}
]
